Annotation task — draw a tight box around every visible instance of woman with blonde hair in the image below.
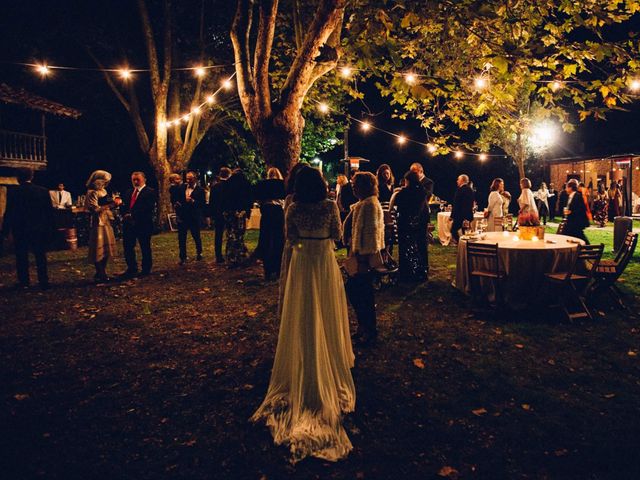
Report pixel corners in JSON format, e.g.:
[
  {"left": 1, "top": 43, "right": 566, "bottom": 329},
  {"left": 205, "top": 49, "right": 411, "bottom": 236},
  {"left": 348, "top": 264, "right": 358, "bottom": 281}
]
[
  {"left": 85, "top": 170, "right": 119, "bottom": 282},
  {"left": 518, "top": 177, "right": 538, "bottom": 216}
]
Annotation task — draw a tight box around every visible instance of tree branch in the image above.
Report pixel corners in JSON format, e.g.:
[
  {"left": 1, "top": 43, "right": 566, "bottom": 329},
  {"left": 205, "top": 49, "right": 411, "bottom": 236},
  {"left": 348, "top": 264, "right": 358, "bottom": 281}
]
[
  {"left": 281, "top": 0, "right": 346, "bottom": 113},
  {"left": 137, "top": 0, "right": 162, "bottom": 98},
  {"left": 162, "top": 0, "right": 172, "bottom": 93},
  {"left": 253, "top": 0, "right": 278, "bottom": 116},
  {"left": 231, "top": 0, "right": 255, "bottom": 116}
]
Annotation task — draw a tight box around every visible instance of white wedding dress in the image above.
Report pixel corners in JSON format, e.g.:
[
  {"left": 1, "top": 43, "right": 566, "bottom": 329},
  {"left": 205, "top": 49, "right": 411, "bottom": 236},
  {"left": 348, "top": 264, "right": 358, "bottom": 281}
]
[{"left": 251, "top": 199, "right": 356, "bottom": 463}]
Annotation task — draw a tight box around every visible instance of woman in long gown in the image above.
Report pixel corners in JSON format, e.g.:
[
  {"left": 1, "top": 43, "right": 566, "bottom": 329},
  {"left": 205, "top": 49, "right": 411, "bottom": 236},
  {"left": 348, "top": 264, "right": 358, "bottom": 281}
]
[
  {"left": 252, "top": 167, "right": 355, "bottom": 463},
  {"left": 389, "top": 171, "right": 429, "bottom": 282}
]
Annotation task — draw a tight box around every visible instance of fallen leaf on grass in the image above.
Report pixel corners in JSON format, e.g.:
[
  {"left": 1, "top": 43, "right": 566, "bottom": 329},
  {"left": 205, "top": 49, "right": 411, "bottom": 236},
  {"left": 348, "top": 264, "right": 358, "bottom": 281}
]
[
  {"left": 547, "top": 359, "right": 556, "bottom": 365},
  {"left": 246, "top": 310, "right": 258, "bottom": 317},
  {"left": 413, "top": 358, "right": 426, "bottom": 369},
  {"left": 554, "top": 449, "right": 568, "bottom": 457},
  {"left": 472, "top": 408, "right": 487, "bottom": 416},
  {"left": 603, "top": 393, "right": 616, "bottom": 399},
  {"left": 14, "top": 394, "right": 29, "bottom": 401},
  {"left": 514, "top": 344, "right": 524, "bottom": 349},
  {"left": 438, "top": 466, "right": 459, "bottom": 477},
  {"left": 628, "top": 350, "right": 637, "bottom": 357},
  {"left": 521, "top": 404, "right": 531, "bottom": 411}
]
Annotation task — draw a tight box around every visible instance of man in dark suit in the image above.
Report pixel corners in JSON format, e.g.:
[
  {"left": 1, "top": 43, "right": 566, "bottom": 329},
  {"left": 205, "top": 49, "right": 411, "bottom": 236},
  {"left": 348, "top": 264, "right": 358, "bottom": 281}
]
[
  {"left": 410, "top": 162, "right": 434, "bottom": 212},
  {"left": 2, "top": 168, "right": 54, "bottom": 289},
  {"left": 564, "top": 179, "right": 590, "bottom": 243},
  {"left": 557, "top": 183, "right": 569, "bottom": 218},
  {"left": 450, "top": 174, "right": 475, "bottom": 244},
  {"left": 548, "top": 182, "right": 558, "bottom": 221},
  {"left": 208, "top": 167, "right": 232, "bottom": 263},
  {"left": 120, "top": 171, "right": 157, "bottom": 278},
  {"left": 174, "top": 170, "right": 205, "bottom": 264}
]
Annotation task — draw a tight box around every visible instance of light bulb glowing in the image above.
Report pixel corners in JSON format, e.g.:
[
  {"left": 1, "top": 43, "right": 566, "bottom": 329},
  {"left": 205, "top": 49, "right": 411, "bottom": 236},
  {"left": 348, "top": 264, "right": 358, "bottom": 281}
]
[
  {"left": 630, "top": 79, "right": 640, "bottom": 92},
  {"left": 222, "top": 79, "right": 233, "bottom": 90},
  {"left": 318, "top": 102, "right": 330, "bottom": 113},
  {"left": 405, "top": 73, "right": 417, "bottom": 85},
  {"left": 360, "top": 121, "right": 371, "bottom": 132},
  {"left": 551, "top": 80, "right": 563, "bottom": 92},
  {"left": 206, "top": 94, "right": 215, "bottom": 105},
  {"left": 427, "top": 144, "right": 437, "bottom": 155},
  {"left": 474, "top": 76, "right": 488, "bottom": 90},
  {"left": 479, "top": 153, "right": 488, "bottom": 161},
  {"left": 397, "top": 135, "right": 407, "bottom": 145},
  {"left": 119, "top": 68, "right": 132, "bottom": 80},
  {"left": 36, "top": 64, "right": 50, "bottom": 76},
  {"left": 182, "top": 114, "right": 190, "bottom": 122},
  {"left": 340, "top": 66, "right": 352, "bottom": 78},
  {"left": 529, "top": 121, "right": 559, "bottom": 152},
  {"left": 194, "top": 66, "right": 206, "bottom": 78},
  {"left": 191, "top": 106, "right": 201, "bottom": 115},
  {"left": 454, "top": 150, "right": 464, "bottom": 159}
]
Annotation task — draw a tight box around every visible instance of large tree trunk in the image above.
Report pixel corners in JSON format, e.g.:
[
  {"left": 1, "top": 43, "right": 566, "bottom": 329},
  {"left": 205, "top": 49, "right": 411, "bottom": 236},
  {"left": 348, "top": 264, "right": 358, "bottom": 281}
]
[{"left": 253, "top": 110, "right": 304, "bottom": 175}]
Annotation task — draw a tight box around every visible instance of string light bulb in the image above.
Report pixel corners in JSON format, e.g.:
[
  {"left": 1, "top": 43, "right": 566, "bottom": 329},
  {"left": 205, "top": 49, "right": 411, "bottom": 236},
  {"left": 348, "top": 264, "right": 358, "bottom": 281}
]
[
  {"left": 191, "top": 106, "right": 201, "bottom": 115},
  {"left": 454, "top": 150, "right": 464, "bottom": 159},
  {"left": 194, "top": 66, "right": 206, "bottom": 78},
  {"left": 318, "top": 102, "right": 330, "bottom": 113},
  {"left": 222, "top": 78, "right": 233, "bottom": 90},
  {"left": 181, "top": 114, "right": 190, "bottom": 122},
  {"left": 340, "top": 66, "right": 352, "bottom": 78},
  {"left": 206, "top": 94, "right": 215, "bottom": 105},
  {"left": 36, "top": 64, "right": 50, "bottom": 76},
  {"left": 397, "top": 135, "right": 407, "bottom": 145},
  {"left": 474, "top": 76, "right": 488, "bottom": 90},
  {"left": 119, "top": 68, "right": 132, "bottom": 80},
  {"left": 479, "top": 153, "right": 488, "bottom": 161},
  {"left": 405, "top": 72, "right": 417, "bottom": 85},
  {"left": 427, "top": 144, "right": 437, "bottom": 155},
  {"left": 630, "top": 78, "right": 640, "bottom": 92},
  {"left": 360, "top": 121, "right": 371, "bottom": 132},
  {"left": 551, "top": 80, "right": 563, "bottom": 92}
]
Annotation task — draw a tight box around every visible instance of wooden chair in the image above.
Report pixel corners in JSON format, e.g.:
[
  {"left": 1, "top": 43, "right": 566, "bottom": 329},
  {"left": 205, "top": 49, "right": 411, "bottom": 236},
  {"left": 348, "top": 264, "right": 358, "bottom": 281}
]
[
  {"left": 556, "top": 218, "right": 567, "bottom": 235},
  {"left": 466, "top": 242, "right": 506, "bottom": 306},
  {"left": 544, "top": 243, "right": 604, "bottom": 320},
  {"left": 590, "top": 232, "right": 638, "bottom": 309},
  {"left": 492, "top": 216, "right": 505, "bottom": 231}
]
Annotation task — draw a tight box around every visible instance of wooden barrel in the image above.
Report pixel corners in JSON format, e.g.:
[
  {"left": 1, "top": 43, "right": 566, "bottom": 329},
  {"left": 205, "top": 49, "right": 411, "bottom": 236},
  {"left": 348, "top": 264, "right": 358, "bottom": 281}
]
[{"left": 64, "top": 228, "right": 78, "bottom": 251}]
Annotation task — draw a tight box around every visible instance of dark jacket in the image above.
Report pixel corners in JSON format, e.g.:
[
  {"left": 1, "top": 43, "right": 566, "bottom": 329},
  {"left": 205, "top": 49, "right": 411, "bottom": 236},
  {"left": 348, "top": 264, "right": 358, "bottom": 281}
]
[
  {"left": 338, "top": 183, "right": 357, "bottom": 213},
  {"left": 558, "top": 190, "right": 569, "bottom": 214},
  {"left": 3, "top": 182, "right": 54, "bottom": 239},
  {"left": 378, "top": 183, "right": 394, "bottom": 203},
  {"left": 222, "top": 172, "right": 253, "bottom": 214},
  {"left": 208, "top": 180, "right": 227, "bottom": 219},
  {"left": 393, "top": 186, "right": 429, "bottom": 230},
  {"left": 451, "top": 183, "right": 475, "bottom": 223},
  {"left": 566, "top": 191, "right": 590, "bottom": 232},
  {"left": 173, "top": 183, "right": 206, "bottom": 222},
  {"left": 253, "top": 179, "right": 285, "bottom": 203},
  {"left": 121, "top": 185, "right": 157, "bottom": 234}
]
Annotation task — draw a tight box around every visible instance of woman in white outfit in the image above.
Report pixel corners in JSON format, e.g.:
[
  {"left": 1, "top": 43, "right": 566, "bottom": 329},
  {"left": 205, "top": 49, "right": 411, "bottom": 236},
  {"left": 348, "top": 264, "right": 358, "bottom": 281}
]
[
  {"left": 518, "top": 177, "right": 539, "bottom": 216},
  {"left": 486, "top": 178, "right": 505, "bottom": 231},
  {"left": 252, "top": 167, "right": 355, "bottom": 463}
]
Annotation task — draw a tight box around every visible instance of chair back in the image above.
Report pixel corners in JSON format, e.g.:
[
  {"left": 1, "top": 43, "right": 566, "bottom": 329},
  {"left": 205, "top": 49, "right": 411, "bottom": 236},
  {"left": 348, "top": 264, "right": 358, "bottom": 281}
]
[
  {"left": 570, "top": 243, "right": 604, "bottom": 282},
  {"left": 493, "top": 216, "right": 505, "bottom": 231},
  {"left": 505, "top": 214, "right": 513, "bottom": 231},
  {"left": 466, "top": 242, "right": 501, "bottom": 280},
  {"left": 614, "top": 232, "right": 638, "bottom": 275},
  {"left": 613, "top": 231, "right": 637, "bottom": 264},
  {"left": 556, "top": 219, "right": 567, "bottom": 235}
]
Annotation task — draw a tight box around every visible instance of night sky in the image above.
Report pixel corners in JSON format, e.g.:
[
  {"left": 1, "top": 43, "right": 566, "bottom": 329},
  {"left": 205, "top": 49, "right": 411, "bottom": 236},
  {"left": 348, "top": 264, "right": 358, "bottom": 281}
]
[{"left": 2, "top": 0, "right": 639, "bottom": 204}]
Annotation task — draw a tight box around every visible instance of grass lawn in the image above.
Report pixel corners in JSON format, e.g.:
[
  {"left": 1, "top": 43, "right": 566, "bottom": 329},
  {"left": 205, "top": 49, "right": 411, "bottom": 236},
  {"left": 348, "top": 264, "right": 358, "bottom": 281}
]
[{"left": 0, "top": 226, "right": 639, "bottom": 479}]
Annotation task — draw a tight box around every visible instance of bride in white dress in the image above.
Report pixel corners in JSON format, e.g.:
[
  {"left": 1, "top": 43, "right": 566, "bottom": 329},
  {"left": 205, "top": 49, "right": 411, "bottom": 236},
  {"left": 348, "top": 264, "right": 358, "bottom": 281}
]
[{"left": 251, "top": 166, "right": 355, "bottom": 463}]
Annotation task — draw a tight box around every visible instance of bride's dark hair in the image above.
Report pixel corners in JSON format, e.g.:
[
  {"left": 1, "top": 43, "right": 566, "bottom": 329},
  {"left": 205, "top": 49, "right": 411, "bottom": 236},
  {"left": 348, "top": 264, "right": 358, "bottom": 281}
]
[{"left": 293, "top": 166, "right": 328, "bottom": 203}]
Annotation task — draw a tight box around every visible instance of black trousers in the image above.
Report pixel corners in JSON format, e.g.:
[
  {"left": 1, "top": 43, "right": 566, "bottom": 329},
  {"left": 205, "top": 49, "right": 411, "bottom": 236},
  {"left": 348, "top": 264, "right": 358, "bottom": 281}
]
[
  {"left": 259, "top": 204, "right": 284, "bottom": 277},
  {"left": 213, "top": 215, "right": 225, "bottom": 261},
  {"left": 178, "top": 218, "right": 202, "bottom": 260},
  {"left": 345, "top": 271, "right": 377, "bottom": 336},
  {"left": 14, "top": 235, "right": 48, "bottom": 286},
  {"left": 451, "top": 219, "right": 464, "bottom": 243},
  {"left": 123, "top": 224, "right": 152, "bottom": 274}
]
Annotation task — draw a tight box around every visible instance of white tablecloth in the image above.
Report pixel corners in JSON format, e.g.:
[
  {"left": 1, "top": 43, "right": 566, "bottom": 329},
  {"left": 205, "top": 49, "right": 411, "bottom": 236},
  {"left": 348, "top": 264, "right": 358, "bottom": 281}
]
[
  {"left": 455, "top": 232, "right": 584, "bottom": 308},
  {"left": 437, "top": 211, "right": 485, "bottom": 246}
]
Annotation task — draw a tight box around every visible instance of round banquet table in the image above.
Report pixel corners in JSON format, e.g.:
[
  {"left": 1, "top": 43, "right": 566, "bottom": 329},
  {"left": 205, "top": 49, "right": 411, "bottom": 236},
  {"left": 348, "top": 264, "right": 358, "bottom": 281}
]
[
  {"left": 437, "top": 211, "right": 485, "bottom": 246},
  {"left": 454, "top": 232, "right": 585, "bottom": 309}
]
